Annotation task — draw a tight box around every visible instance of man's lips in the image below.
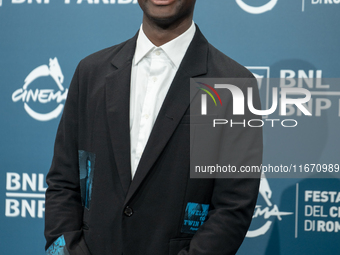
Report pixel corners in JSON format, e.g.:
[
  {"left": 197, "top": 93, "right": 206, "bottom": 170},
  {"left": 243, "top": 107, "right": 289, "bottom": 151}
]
[{"left": 150, "top": 0, "right": 176, "bottom": 6}]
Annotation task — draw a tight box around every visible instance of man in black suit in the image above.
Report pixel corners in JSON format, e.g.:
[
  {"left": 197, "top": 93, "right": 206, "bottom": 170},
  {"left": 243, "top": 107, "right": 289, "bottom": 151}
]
[{"left": 45, "top": 0, "right": 263, "bottom": 254}]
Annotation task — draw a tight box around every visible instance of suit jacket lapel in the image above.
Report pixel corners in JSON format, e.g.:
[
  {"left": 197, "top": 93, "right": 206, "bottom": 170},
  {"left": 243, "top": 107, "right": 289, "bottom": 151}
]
[
  {"left": 124, "top": 26, "right": 209, "bottom": 205},
  {"left": 105, "top": 35, "right": 138, "bottom": 195}
]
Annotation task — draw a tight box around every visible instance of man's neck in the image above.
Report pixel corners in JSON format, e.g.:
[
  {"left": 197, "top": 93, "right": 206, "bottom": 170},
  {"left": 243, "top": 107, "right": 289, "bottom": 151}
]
[{"left": 141, "top": 15, "right": 193, "bottom": 47}]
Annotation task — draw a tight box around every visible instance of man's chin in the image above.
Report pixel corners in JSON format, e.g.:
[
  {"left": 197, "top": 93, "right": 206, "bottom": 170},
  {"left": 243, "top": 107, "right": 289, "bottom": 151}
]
[{"left": 147, "top": 14, "right": 180, "bottom": 28}]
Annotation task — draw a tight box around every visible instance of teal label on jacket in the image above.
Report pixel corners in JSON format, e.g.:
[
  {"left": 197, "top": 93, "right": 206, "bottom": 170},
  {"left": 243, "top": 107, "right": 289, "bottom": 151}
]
[
  {"left": 181, "top": 202, "right": 209, "bottom": 234},
  {"left": 46, "top": 235, "right": 69, "bottom": 255},
  {"left": 79, "top": 150, "right": 96, "bottom": 210}
]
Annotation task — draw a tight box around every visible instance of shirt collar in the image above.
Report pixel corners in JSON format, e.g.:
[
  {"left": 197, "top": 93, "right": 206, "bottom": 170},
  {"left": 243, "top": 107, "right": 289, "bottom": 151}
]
[{"left": 134, "top": 21, "right": 196, "bottom": 69}]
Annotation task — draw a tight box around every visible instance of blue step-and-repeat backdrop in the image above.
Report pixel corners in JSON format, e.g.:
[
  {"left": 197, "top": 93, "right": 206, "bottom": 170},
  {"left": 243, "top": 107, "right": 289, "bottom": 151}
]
[{"left": 1, "top": 0, "right": 339, "bottom": 254}]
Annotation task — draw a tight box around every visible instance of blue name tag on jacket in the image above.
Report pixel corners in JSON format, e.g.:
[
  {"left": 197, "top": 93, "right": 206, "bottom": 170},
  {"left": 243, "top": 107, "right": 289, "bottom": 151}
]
[
  {"left": 181, "top": 202, "right": 209, "bottom": 234},
  {"left": 78, "top": 150, "right": 96, "bottom": 210}
]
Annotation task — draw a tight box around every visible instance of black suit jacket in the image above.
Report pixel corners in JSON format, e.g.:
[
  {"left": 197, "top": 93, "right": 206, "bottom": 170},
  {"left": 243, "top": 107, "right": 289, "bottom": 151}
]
[{"left": 45, "top": 26, "right": 263, "bottom": 255}]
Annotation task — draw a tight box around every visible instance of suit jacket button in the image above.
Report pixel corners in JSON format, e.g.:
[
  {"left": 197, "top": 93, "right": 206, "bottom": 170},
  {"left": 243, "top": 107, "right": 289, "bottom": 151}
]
[{"left": 124, "top": 206, "right": 133, "bottom": 217}]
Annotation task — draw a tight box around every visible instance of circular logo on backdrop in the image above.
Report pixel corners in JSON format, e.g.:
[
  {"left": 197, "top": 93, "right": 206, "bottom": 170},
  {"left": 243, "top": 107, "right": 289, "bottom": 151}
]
[
  {"left": 246, "top": 175, "right": 293, "bottom": 237},
  {"left": 235, "top": 0, "right": 278, "bottom": 14},
  {"left": 12, "top": 57, "right": 68, "bottom": 122}
]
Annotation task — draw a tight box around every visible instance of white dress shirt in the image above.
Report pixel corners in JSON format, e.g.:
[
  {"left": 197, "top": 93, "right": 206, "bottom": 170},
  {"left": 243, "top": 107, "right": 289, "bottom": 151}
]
[{"left": 130, "top": 21, "right": 196, "bottom": 178}]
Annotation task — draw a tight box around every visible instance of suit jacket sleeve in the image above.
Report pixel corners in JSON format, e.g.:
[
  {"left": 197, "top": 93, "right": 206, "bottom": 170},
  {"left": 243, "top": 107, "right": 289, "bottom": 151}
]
[
  {"left": 179, "top": 77, "right": 262, "bottom": 255},
  {"left": 45, "top": 62, "right": 91, "bottom": 255}
]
